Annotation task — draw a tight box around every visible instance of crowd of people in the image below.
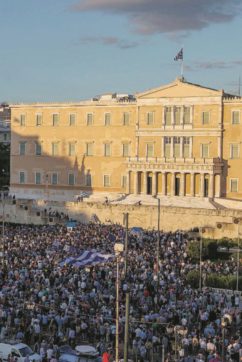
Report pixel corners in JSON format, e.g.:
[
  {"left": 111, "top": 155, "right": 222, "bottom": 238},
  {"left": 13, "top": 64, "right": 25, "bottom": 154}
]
[{"left": 0, "top": 221, "right": 241, "bottom": 362}]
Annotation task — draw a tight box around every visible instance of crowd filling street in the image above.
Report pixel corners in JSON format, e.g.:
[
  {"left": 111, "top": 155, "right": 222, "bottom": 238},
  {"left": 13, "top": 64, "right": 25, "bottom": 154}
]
[{"left": 0, "top": 221, "right": 241, "bottom": 362}]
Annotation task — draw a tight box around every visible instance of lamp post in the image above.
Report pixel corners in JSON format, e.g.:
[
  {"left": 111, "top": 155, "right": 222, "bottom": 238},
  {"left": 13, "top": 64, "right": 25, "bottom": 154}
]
[
  {"left": 123, "top": 212, "right": 130, "bottom": 362},
  {"left": 0, "top": 190, "right": 5, "bottom": 266},
  {"left": 114, "top": 242, "right": 124, "bottom": 362},
  {"left": 233, "top": 218, "right": 240, "bottom": 291},
  {"left": 157, "top": 197, "right": 160, "bottom": 287},
  {"left": 199, "top": 228, "right": 205, "bottom": 292}
]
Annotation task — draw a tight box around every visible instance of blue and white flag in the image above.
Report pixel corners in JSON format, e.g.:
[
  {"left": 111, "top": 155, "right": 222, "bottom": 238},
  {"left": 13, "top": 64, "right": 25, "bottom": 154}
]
[
  {"left": 59, "top": 251, "right": 114, "bottom": 268},
  {"left": 174, "top": 48, "right": 183, "bottom": 61}
]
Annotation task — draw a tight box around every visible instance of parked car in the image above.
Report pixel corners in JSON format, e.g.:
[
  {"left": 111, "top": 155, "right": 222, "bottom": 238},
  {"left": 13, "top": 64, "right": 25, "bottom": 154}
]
[
  {"left": 0, "top": 342, "right": 42, "bottom": 362},
  {"left": 59, "top": 345, "right": 99, "bottom": 362}
]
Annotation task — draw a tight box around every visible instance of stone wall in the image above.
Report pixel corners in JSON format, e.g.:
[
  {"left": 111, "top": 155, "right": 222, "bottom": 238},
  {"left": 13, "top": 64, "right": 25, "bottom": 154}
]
[{"left": 1, "top": 199, "right": 242, "bottom": 239}]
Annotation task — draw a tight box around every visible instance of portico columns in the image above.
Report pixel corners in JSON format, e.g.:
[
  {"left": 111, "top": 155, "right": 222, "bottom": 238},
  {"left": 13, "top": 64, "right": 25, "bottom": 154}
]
[
  {"left": 134, "top": 172, "right": 139, "bottom": 195},
  {"left": 162, "top": 172, "right": 166, "bottom": 195},
  {"left": 152, "top": 172, "right": 157, "bottom": 196},
  {"left": 171, "top": 173, "right": 175, "bottom": 196},
  {"left": 208, "top": 174, "right": 214, "bottom": 199},
  {"left": 180, "top": 173, "right": 185, "bottom": 196},
  {"left": 200, "top": 173, "right": 205, "bottom": 197},
  {"left": 190, "top": 173, "right": 195, "bottom": 197},
  {"left": 143, "top": 171, "right": 148, "bottom": 194}
]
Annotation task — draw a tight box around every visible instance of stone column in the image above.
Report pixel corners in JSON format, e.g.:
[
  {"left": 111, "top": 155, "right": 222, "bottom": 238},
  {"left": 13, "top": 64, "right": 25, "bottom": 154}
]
[
  {"left": 189, "top": 137, "right": 193, "bottom": 158},
  {"left": 162, "top": 172, "right": 166, "bottom": 195},
  {"left": 190, "top": 173, "right": 195, "bottom": 197},
  {"left": 180, "top": 137, "right": 183, "bottom": 158},
  {"left": 181, "top": 106, "right": 184, "bottom": 126},
  {"left": 161, "top": 137, "right": 164, "bottom": 158},
  {"left": 126, "top": 171, "right": 130, "bottom": 194},
  {"left": 143, "top": 171, "right": 148, "bottom": 195},
  {"left": 215, "top": 174, "right": 221, "bottom": 198},
  {"left": 180, "top": 173, "right": 185, "bottom": 196},
  {"left": 200, "top": 173, "right": 205, "bottom": 197},
  {"left": 152, "top": 172, "right": 157, "bottom": 196},
  {"left": 171, "top": 137, "right": 174, "bottom": 158},
  {"left": 171, "top": 173, "right": 176, "bottom": 196},
  {"left": 134, "top": 172, "right": 139, "bottom": 195},
  {"left": 208, "top": 173, "right": 214, "bottom": 199},
  {"left": 171, "top": 106, "right": 174, "bottom": 125}
]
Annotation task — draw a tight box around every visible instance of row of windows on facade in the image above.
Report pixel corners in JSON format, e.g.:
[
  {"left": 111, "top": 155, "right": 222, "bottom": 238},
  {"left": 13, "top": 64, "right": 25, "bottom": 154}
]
[
  {"left": 18, "top": 108, "right": 241, "bottom": 127},
  {"left": 19, "top": 142, "right": 131, "bottom": 157},
  {"left": 19, "top": 112, "right": 131, "bottom": 127},
  {"left": 18, "top": 138, "right": 241, "bottom": 159},
  {"left": 18, "top": 172, "right": 126, "bottom": 188},
  {"left": 17, "top": 171, "right": 239, "bottom": 193}
]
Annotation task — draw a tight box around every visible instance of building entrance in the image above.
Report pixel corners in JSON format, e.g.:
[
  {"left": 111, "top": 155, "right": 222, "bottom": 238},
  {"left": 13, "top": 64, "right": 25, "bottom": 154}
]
[
  {"left": 204, "top": 178, "right": 209, "bottom": 197},
  {"left": 147, "top": 176, "right": 152, "bottom": 195},
  {"left": 175, "top": 177, "right": 180, "bottom": 196}
]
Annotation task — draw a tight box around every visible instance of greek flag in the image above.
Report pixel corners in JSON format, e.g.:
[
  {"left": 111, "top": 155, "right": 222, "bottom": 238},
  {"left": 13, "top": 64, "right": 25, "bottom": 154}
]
[
  {"left": 59, "top": 250, "right": 114, "bottom": 267},
  {"left": 174, "top": 48, "right": 183, "bottom": 61}
]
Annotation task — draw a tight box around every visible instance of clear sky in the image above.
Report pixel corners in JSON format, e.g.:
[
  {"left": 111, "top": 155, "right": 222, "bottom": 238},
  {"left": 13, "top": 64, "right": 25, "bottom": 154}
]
[{"left": 1, "top": 0, "right": 242, "bottom": 102}]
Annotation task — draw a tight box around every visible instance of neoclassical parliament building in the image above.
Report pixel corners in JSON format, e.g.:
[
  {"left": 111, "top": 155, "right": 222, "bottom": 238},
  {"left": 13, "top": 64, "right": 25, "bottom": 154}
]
[{"left": 9, "top": 78, "right": 242, "bottom": 201}]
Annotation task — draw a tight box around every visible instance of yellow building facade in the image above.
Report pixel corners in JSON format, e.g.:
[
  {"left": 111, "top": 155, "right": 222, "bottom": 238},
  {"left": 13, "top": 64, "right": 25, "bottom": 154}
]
[{"left": 9, "top": 78, "right": 242, "bottom": 201}]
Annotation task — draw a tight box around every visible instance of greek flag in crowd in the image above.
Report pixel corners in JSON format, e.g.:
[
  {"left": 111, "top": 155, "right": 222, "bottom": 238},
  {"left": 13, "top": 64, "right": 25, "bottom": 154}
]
[{"left": 59, "top": 250, "right": 114, "bottom": 267}]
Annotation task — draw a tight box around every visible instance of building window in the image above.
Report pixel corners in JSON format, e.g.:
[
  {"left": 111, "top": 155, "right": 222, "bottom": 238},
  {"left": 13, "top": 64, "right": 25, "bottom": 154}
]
[
  {"left": 232, "top": 111, "right": 240, "bottom": 124},
  {"left": 69, "top": 114, "right": 76, "bottom": 126},
  {"left": 174, "top": 107, "right": 181, "bottom": 125},
  {"left": 230, "top": 144, "right": 239, "bottom": 159},
  {"left": 230, "top": 179, "right": 238, "bottom": 192},
  {"left": 3, "top": 133, "right": 7, "bottom": 141},
  {"left": 184, "top": 107, "right": 190, "bottom": 124},
  {"left": 86, "top": 173, "right": 92, "bottom": 187},
  {"left": 36, "top": 114, "right": 42, "bottom": 126},
  {"left": 87, "top": 113, "right": 93, "bottom": 126},
  {"left": 147, "top": 112, "right": 154, "bottom": 125},
  {"left": 123, "top": 112, "right": 129, "bottom": 126},
  {"left": 35, "top": 143, "right": 42, "bottom": 156},
  {"left": 19, "top": 171, "right": 25, "bottom": 184},
  {"left": 174, "top": 137, "right": 180, "bottom": 158},
  {"left": 104, "top": 174, "right": 110, "bottom": 187},
  {"left": 164, "top": 107, "right": 172, "bottom": 125},
  {"left": 146, "top": 143, "right": 154, "bottom": 157},
  {"left": 35, "top": 172, "right": 41, "bottom": 185},
  {"left": 201, "top": 144, "right": 209, "bottom": 158},
  {"left": 104, "top": 143, "right": 111, "bottom": 157},
  {"left": 52, "top": 142, "right": 59, "bottom": 156},
  {"left": 52, "top": 114, "right": 59, "bottom": 126},
  {"left": 19, "top": 142, "right": 26, "bottom": 155},
  {"left": 68, "top": 173, "right": 75, "bottom": 185},
  {"left": 68, "top": 142, "right": 76, "bottom": 156},
  {"left": 122, "top": 143, "right": 130, "bottom": 157},
  {"left": 105, "top": 113, "right": 111, "bottom": 126},
  {"left": 20, "top": 114, "right": 26, "bottom": 126},
  {"left": 51, "top": 173, "right": 58, "bottom": 185},
  {"left": 202, "top": 111, "right": 210, "bottom": 125},
  {"left": 86, "top": 142, "right": 93, "bottom": 156},
  {"left": 183, "top": 137, "right": 190, "bottom": 158},
  {"left": 164, "top": 137, "right": 171, "bottom": 158},
  {"left": 122, "top": 175, "right": 127, "bottom": 188}
]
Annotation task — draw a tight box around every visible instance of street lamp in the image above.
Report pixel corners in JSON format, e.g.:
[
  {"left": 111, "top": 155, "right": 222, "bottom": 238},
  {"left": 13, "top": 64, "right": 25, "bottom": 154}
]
[
  {"left": 156, "top": 198, "right": 160, "bottom": 289},
  {"left": 0, "top": 190, "right": 5, "bottom": 265},
  {"left": 114, "top": 242, "right": 124, "bottom": 362},
  {"left": 199, "top": 228, "right": 206, "bottom": 291},
  {"left": 233, "top": 218, "right": 240, "bottom": 291}
]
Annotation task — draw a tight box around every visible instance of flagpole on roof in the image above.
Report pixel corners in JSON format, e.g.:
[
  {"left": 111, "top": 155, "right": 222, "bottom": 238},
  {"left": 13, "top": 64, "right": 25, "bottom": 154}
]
[
  {"left": 174, "top": 47, "right": 184, "bottom": 80},
  {"left": 181, "top": 44, "right": 184, "bottom": 79}
]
